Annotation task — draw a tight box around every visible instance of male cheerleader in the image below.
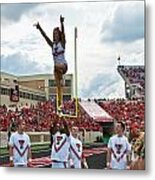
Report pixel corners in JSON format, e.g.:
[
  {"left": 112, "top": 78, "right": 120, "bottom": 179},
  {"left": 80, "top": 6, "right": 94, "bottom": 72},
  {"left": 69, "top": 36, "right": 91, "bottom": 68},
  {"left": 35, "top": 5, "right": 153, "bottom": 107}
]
[
  {"left": 107, "top": 122, "right": 131, "bottom": 170},
  {"left": 9, "top": 120, "right": 32, "bottom": 167},
  {"left": 69, "top": 126, "right": 88, "bottom": 169},
  {"left": 50, "top": 118, "right": 70, "bottom": 168}
]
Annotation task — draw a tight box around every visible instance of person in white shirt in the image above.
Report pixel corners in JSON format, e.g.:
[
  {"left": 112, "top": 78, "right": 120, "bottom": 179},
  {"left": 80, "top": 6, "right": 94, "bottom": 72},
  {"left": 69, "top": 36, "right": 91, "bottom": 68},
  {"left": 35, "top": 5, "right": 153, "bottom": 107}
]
[
  {"left": 107, "top": 122, "right": 131, "bottom": 170},
  {"left": 9, "top": 120, "right": 32, "bottom": 167},
  {"left": 69, "top": 126, "right": 88, "bottom": 169},
  {"left": 50, "top": 118, "right": 70, "bottom": 168},
  {"left": 34, "top": 15, "right": 68, "bottom": 108}
]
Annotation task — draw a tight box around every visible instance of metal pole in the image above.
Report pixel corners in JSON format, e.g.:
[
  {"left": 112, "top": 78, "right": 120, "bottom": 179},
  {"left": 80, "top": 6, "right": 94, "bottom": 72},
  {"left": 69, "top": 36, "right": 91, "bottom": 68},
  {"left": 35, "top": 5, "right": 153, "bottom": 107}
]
[
  {"left": 74, "top": 27, "right": 78, "bottom": 117},
  {"left": 74, "top": 27, "right": 78, "bottom": 98}
]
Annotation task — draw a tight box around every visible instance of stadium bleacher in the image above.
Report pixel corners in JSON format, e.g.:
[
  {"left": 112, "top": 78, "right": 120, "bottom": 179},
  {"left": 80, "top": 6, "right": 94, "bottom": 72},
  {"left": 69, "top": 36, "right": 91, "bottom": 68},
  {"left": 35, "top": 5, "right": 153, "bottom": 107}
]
[
  {"left": 0, "top": 98, "right": 144, "bottom": 133},
  {"left": 98, "top": 99, "right": 145, "bottom": 130},
  {"left": 0, "top": 100, "right": 100, "bottom": 132},
  {"left": 117, "top": 65, "right": 145, "bottom": 98},
  {"left": 0, "top": 65, "right": 145, "bottom": 138},
  {"left": 118, "top": 65, "right": 144, "bottom": 88}
]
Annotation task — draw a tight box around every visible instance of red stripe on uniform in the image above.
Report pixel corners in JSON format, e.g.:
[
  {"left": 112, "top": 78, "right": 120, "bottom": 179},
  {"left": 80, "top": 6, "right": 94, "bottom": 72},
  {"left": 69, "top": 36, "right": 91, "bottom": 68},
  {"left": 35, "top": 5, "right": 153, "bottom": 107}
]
[
  {"left": 54, "top": 138, "right": 67, "bottom": 153},
  {"left": 13, "top": 145, "right": 28, "bottom": 157},
  {"left": 117, "top": 149, "right": 127, "bottom": 162},
  {"left": 111, "top": 148, "right": 118, "bottom": 160},
  {"left": 70, "top": 145, "right": 81, "bottom": 160}
]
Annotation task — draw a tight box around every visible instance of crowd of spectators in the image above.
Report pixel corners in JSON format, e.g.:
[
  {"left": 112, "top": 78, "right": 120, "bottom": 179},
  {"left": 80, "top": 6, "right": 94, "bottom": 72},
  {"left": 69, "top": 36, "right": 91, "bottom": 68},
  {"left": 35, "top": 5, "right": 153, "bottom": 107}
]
[
  {"left": 99, "top": 99, "right": 145, "bottom": 131},
  {"left": 0, "top": 100, "right": 100, "bottom": 132},
  {"left": 118, "top": 65, "right": 145, "bottom": 91},
  {"left": 0, "top": 97, "right": 145, "bottom": 133}
]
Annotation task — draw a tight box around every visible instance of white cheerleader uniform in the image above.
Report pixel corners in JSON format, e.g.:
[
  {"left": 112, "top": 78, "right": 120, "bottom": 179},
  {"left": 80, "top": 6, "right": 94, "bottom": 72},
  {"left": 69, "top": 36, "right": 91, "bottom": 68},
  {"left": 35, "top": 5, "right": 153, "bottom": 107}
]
[
  {"left": 69, "top": 135, "right": 83, "bottom": 168},
  {"left": 108, "top": 134, "right": 131, "bottom": 169},
  {"left": 9, "top": 132, "right": 31, "bottom": 167},
  {"left": 51, "top": 131, "right": 70, "bottom": 168},
  {"left": 52, "top": 42, "right": 67, "bottom": 65}
]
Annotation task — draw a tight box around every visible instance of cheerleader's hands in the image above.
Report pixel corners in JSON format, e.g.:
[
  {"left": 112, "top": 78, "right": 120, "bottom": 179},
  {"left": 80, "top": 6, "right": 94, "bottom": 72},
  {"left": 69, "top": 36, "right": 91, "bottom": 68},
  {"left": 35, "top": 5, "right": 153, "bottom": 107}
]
[
  {"left": 33, "top": 22, "right": 40, "bottom": 29},
  {"left": 27, "top": 158, "right": 32, "bottom": 167},
  {"left": 126, "top": 165, "right": 130, "bottom": 170},
  {"left": 60, "top": 15, "right": 64, "bottom": 23}
]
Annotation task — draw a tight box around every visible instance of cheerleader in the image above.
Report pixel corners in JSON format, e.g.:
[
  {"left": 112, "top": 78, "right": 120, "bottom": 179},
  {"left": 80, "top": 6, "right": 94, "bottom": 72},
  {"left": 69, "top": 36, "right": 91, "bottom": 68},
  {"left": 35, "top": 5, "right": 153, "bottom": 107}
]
[{"left": 34, "top": 15, "right": 68, "bottom": 109}]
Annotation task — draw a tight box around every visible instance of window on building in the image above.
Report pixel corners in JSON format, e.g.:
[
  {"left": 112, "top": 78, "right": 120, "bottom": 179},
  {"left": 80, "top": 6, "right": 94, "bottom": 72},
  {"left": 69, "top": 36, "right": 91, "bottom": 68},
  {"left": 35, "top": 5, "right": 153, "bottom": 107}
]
[
  {"left": 63, "top": 95, "right": 71, "bottom": 101},
  {"left": 49, "top": 80, "right": 56, "bottom": 87},
  {"left": 0, "top": 87, "right": 4, "bottom": 94},
  {"left": 19, "top": 91, "right": 22, "bottom": 97},
  {"left": 65, "top": 80, "right": 71, "bottom": 87},
  {"left": 30, "top": 94, "right": 33, "bottom": 100},
  {"left": 0, "top": 87, "right": 9, "bottom": 95},
  {"left": 27, "top": 93, "right": 30, "bottom": 99},
  {"left": 23, "top": 92, "right": 25, "bottom": 98}
]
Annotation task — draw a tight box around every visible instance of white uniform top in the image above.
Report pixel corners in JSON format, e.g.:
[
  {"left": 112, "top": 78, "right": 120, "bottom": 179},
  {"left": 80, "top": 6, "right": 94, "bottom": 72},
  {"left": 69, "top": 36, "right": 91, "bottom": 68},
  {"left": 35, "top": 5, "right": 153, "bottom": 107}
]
[
  {"left": 52, "top": 42, "right": 67, "bottom": 65},
  {"left": 108, "top": 134, "right": 131, "bottom": 169},
  {"left": 9, "top": 132, "right": 31, "bottom": 166},
  {"left": 69, "top": 135, "right": 83, "bottom": 168},
  {"left": 51, "top": 131, "right": 70, "bottom": 162}
]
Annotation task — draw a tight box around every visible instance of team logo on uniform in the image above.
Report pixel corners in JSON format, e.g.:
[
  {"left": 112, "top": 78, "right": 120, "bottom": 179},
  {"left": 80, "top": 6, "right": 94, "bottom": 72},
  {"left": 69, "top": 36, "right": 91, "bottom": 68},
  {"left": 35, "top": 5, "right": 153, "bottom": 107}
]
[
  {"left": 115, "top": 144, "right": 122, "bottom": 154},
  {"left": 76, "top": 143, "right": 80, "bottom": 152},
  {"left": 54, "top": 136, "right": 67, "bottom": 152},
  {"left": 19, "top": 140, "right": 25, "bottom": 149},
  {"left": 56, "top": 136, "right": 63, "bottom": 145}
]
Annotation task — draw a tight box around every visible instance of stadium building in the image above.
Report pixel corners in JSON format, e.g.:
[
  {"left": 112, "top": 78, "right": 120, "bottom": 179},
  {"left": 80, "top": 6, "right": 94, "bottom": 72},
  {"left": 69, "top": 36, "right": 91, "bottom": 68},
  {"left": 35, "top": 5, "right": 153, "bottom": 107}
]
[
  {"left": 117, "top": 65, "right": 145, "bottom": 100},
  {"left": 0, "top": 72, "right": 73, "bottom": 107}
]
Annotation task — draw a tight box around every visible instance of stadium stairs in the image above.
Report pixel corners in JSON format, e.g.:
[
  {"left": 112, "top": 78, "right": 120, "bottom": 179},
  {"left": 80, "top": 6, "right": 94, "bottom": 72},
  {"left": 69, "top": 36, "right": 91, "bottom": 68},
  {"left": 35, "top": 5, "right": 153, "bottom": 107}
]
[{"left": 79, "top": 100, "right": 113, "bottom": 121}]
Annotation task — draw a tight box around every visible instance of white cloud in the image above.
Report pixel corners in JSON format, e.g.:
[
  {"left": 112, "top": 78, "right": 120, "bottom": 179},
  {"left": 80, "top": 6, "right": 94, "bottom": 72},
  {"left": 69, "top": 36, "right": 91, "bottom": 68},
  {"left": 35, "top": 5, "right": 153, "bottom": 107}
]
[
  {"left": 1, "top": 3, "right": 38, "bottom": 22},
  {"left": 1, "top": 52, "right": 49, "bottom": 75},
  {"left": 1, "top": 1, "right": 145, "bottom": 98},
  {"left": 101, "top": 1, "right": 144, "bottom": 43}
]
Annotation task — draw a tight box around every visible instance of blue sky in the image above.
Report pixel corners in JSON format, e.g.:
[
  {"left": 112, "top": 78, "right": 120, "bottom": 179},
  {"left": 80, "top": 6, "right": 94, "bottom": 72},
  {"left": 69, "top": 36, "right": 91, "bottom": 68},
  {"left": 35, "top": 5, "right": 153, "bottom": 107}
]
[{"left": 1, "top": 0, "right": 145, "bottom": 98}]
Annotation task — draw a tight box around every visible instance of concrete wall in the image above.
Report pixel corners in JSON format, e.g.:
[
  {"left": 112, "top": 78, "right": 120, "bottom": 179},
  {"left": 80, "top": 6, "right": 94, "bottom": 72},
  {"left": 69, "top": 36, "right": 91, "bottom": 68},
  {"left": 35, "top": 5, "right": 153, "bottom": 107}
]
[{"left": 19, "top": 80, "right": 45, "bottom": 92}]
